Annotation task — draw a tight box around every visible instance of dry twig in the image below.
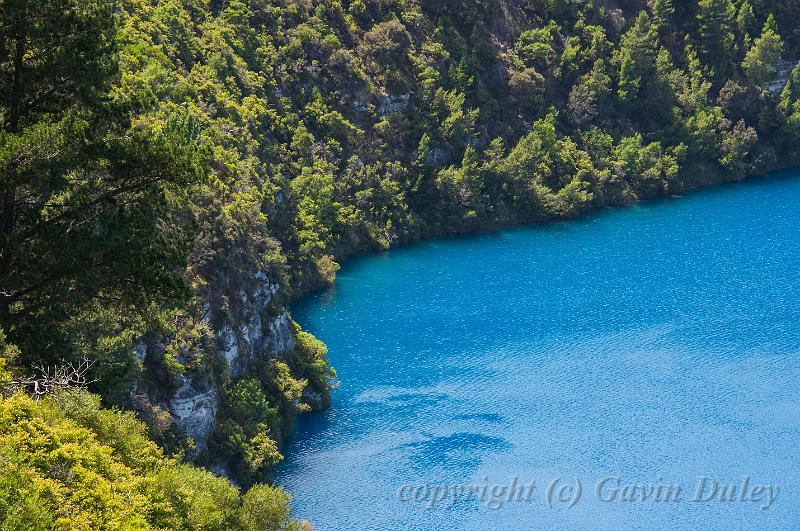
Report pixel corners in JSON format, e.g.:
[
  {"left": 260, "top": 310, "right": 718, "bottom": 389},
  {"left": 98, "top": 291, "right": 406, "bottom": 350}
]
[{"left": 6, "top": 358, "right": 96, "bottom": 402}]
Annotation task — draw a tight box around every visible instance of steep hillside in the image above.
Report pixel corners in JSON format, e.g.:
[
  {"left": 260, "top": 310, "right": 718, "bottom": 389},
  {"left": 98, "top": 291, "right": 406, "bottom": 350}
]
[{"left": 3, "top": 0, "right": 800, "bottom": 495}]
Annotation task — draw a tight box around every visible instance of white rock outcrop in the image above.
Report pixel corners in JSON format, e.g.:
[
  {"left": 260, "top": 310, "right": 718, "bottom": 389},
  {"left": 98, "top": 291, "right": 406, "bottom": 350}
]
[
  {"left": 769, "top": 58, "right": 797, "bottom": 95},
  {"left": 169, "top": 377, "right": 219, "bottom": 450},
  {"left": 378, "top": 93, "right": 410, "bottom": 114},
  {"left": 136, "top": 270, "right": 298, "bottom": 450},
  {"left": 267, "top": 311, "right": 295, "bottom": 356}
]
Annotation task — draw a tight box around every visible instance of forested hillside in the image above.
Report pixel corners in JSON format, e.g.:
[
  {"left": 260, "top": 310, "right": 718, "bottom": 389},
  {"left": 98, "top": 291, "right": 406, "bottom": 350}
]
[{"left": 3, "top": 0, "right": 800, "bottom": 526}]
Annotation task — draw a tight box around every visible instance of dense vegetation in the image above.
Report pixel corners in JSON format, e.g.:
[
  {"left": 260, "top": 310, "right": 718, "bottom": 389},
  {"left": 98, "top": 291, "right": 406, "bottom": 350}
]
[
  {"left": 0, "top": 357, "right": 302, "bottom": 529},
  {"left": 3, "top": 0, "right": 800, "bottom": 525}
]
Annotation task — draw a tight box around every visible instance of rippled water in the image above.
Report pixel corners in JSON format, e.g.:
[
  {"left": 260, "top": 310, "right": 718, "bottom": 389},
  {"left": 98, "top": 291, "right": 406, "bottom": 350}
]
[{"left": 275, "top": 172, "right": 800, "bottom": 530}]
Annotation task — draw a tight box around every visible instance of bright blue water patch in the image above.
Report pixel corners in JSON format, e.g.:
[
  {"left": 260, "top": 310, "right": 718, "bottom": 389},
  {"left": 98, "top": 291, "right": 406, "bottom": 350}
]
[{"left": 275, "top": 172, "right": 800, "bottom": 530}]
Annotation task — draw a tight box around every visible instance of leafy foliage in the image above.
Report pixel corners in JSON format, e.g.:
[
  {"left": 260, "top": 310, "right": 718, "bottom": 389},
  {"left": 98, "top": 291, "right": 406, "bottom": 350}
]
[
  {"left": 4, "top": 0, "right": 800, "bottom": 521},
  {"left": 0, "top": 385, "right": 300, "bottom": 530}
]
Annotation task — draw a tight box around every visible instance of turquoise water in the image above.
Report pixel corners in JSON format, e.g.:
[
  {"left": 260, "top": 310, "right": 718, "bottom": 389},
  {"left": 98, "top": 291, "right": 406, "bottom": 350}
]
[{"left": 275, "top": 172, "right": 800, "bottom": 530}]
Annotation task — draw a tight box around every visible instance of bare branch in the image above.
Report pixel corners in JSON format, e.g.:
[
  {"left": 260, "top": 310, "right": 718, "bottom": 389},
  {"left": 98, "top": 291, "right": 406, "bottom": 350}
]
[{"left": 4, "top": 358, "right": 97, "bottom": 402}]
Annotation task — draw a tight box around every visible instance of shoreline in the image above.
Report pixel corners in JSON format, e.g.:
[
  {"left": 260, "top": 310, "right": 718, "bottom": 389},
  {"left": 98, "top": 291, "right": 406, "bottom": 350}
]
[{"left": 290, "top": 163, "right": 800, "bottom": 304}]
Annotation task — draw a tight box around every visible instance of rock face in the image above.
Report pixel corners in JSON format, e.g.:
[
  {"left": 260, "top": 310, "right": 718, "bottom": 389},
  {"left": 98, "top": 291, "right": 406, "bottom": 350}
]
[
  {"left": 169, "top": 378, "right": 219, "bottom": 450},
  {"left": 267, "top": 311, "right": 295, "bottom": 356},
  {"left": 136, "top": 270, "right": 297, "bottom": 450},
  {"left": 217, "top": 309, "right": 295, "bottom": 379},
  {"left": 377, "top": 93, "right": 410, "bottom": 114},
  {"left": 769, "top": 58, "right": 797, "bottom": 95},
  {"left": 302, "top": 386, "right": 324, "bottom": 410}
]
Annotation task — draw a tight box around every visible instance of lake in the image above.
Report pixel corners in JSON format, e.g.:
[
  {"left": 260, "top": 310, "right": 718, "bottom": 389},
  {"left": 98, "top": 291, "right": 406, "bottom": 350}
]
[{"left": 275, "top": 172, "right": 800, "bottom": 530}]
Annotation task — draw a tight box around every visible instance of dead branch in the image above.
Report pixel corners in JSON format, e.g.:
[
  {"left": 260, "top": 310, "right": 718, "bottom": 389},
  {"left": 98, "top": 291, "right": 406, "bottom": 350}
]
[{"left": 5, "top": 358, "right": 96, "bottom": 402}]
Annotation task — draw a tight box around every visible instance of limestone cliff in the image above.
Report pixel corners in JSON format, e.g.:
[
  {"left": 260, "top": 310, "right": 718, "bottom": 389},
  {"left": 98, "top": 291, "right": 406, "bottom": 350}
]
[{"left": 131, "top": 271, "right": 306, "bottom": 454}]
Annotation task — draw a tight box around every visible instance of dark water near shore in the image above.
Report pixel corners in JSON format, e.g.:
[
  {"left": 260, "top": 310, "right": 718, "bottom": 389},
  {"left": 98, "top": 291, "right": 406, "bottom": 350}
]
[{"left": 275, "top": 172, "right": 800, "bottom": 530}]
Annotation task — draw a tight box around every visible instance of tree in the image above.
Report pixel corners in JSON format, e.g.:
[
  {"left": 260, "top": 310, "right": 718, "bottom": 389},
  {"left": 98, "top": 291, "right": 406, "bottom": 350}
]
[
  {"left": 614, "top": 135, "right": 680, "bottom": 196},
  {"left": 508, "top": 67, "right": 544, "bottom": 111},
  {"left": 720, "top": 120, "right": 759, "bottom": 178},
  {"left": 616, "top": 12, "right": 658, "bottom": 104},
  {"left": 736, "top": 0, "right": 756, "bottom": 42},
  {"left": 0, "top": 0, "right": 205, "bottom": 363},
  {"left": 696, "top": 0, "right": 734, "bottom": 78},
  {"left": 779, "top": 64, "right": 800, "bottom": 135},
  {"left": 238, "top": 484, "right": 295, "bottom": 531},
  {"left": 0, "top": 0, "right": 115, "bottom": 325},
  {"left": 515, "top": 22, "right": 559, "bottom": 71},
  {"left": 568, "top": 82, "right": 598, "bottom": 125},
  {"left": 0, "top": 0, "right": 115, "bottom": 134},
  {"left": 652, "top": 0, "right": 675, "bottom": 36},
  {"left": 360, "top": 20, "right": 411, "bottom": 66},
  {"left": 742, "top": 14, "right": 784, "bottom": 86},
  {"left": 435, "top": 146, "right": 486, "bottom": 220},
  {"left": 719, "top": 80, "right": 759, "bottom": 122}
]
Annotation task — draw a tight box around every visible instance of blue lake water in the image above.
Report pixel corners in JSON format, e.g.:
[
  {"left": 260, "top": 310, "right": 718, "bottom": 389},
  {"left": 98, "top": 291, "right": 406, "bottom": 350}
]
[{"left": 275, "top": 172, "right": 800, "bottom": 530}]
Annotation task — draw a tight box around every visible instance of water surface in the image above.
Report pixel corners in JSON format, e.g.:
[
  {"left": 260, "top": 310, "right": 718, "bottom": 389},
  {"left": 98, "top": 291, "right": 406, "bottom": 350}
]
[{"left": 276, "top": 172, "right": 800, "bottom": 530}]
